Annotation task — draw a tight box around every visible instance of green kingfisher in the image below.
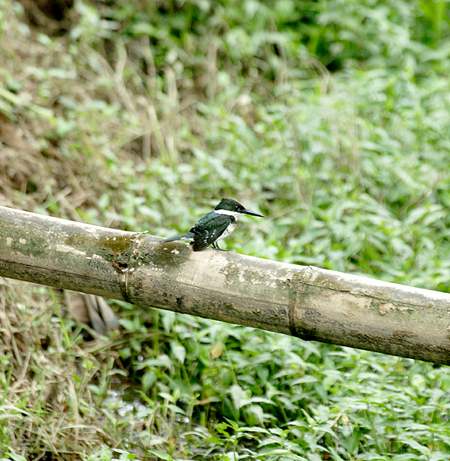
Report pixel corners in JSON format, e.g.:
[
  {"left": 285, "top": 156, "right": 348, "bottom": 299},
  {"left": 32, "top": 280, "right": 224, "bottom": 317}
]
[{"left": 162, "top": 198, "right": 265, "bottom": 251}]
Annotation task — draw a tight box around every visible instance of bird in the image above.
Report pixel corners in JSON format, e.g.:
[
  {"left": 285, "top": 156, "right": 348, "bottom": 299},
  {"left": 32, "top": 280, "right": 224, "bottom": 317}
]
[{"left": 162, "top": 198, "right": 265, "bottom": 252}]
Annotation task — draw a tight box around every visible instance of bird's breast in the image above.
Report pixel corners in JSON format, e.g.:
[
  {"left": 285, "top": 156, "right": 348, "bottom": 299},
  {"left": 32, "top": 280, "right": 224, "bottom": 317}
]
[{"left": 217, "top": 221, "right": 237, "bottom": 241}]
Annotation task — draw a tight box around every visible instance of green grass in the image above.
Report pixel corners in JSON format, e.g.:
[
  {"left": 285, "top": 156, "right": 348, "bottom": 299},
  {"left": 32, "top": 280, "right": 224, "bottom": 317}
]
[{"left": 1, "top": 0, "right": 450, "bottom": 459}]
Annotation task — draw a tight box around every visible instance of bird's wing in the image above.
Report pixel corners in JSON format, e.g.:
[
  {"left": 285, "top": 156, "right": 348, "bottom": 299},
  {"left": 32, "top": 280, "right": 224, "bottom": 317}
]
[{"left": 190, "top": 213, "right": 232, "bottom": 251}]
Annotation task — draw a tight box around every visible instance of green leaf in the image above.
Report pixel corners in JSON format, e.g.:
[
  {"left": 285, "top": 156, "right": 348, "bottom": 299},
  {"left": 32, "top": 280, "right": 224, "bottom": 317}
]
[{"left": 147, "top": 451, "right": 173, "bottom": 461}]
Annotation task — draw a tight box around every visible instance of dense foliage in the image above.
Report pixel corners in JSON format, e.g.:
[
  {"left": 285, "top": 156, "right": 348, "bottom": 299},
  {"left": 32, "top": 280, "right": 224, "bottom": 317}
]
[{"left": 1, "top": 0, "right": 450, "bottom": 459}]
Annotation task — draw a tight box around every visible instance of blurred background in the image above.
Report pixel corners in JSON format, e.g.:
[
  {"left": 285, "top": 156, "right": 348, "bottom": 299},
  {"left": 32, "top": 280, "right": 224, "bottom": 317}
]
[{"left": 1, "top": 0, "right": 450, "bottom": 459}]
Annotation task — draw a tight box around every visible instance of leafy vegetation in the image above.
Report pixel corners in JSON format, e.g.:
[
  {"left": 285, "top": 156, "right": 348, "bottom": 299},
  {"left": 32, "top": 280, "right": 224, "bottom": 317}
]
[{"left": 1, "top": 0, "right": 450, "bottom": 459}]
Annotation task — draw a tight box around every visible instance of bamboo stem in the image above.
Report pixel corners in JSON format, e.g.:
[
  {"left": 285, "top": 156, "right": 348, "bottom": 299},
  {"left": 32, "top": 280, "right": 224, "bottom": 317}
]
[{"left": 1, "top": 205, "right": 450, "bottom": 364}]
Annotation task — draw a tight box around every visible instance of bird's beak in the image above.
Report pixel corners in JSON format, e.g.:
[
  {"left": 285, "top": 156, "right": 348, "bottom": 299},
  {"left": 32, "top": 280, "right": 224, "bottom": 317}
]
[{"left": 241, "top": 208, "right": 265, "bottom": 218}]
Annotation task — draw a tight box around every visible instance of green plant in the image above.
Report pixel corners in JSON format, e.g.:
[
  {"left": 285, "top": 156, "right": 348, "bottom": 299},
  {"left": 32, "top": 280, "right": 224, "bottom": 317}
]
[{"left": 2, "top": 0, "right": 450, "bottom": 458}]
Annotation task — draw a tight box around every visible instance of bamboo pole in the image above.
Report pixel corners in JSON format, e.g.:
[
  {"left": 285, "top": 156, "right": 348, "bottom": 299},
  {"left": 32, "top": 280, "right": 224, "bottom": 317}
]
[{"left": 1, "top": 205, "right": 450, "bottom": 364}]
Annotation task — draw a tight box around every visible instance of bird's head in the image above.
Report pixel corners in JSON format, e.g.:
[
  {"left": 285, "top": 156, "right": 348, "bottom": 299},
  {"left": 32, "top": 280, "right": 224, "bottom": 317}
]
[{"left": 215, "top": 198, "right": 265, "bottom": 218}]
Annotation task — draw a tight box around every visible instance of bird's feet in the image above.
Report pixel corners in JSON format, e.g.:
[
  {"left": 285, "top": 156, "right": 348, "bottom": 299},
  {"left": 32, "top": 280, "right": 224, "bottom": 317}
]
[{"left": 211, "top": 243, "right": 228, "bottom": 251}]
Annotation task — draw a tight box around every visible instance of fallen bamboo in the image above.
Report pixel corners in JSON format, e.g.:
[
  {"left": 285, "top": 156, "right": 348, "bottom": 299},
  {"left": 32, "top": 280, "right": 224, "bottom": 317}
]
[{"left": 1, "top": 205, "right": 450, "bottom": 364}]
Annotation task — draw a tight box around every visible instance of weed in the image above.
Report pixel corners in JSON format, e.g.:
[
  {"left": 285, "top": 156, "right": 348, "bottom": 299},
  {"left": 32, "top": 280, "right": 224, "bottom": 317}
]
[{"left": 1, "top": 0, "right": 450, "bottom": 459}]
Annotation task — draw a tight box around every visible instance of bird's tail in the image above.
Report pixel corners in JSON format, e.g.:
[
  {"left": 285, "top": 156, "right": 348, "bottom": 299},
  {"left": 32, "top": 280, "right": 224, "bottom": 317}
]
[{"left": 161, "top": 232, "right": 194, "bottom": 243}]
